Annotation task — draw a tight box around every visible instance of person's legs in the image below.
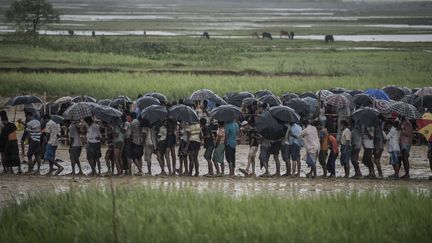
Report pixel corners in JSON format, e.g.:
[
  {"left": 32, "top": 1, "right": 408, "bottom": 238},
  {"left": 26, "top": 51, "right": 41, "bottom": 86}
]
[
  {"left": 318, "top": 150, "right": 327, "bottom": 177},
  {"left": 341, "top": 145, "right": 351, "bottom": 178},
  {"left": 326, "top": 152, "right": 336, "bottom": 177},
  {"left": 170, "top": 145, "right": 176, "bottom": 174},
  {"left": 165, "top": 147, "right": 172, "bottom": 175},
  {"left": 390, "top": 151, "right": 400, "bottom": 178},
  {"left": 193, "top": 149, "right": 199, "bottom": 176},
  {"left": 400, "top": 145, "right": 410, "bottom": 179},
  {"left": 157, "top": 149, "right": 166, "bottom": 176},
  {"left": 281, "top": 144, "right": 291, "bottom": 176},
  {"left": 225, "top": 145, "right": 235, "bottom": 176},
  {"left": 362, "top": 148, "right": 375, "bottom": 178},
  {"left": 350, "top": 148, "right": 362, "bottom": 178},
  {"left": 273, "top": 154, "right": 281, "bottom": 176},
  {"left": 204, "top": 146, "right": 214, "bottom": 176},
  {"left": 373, "top": 148, "right": 383, "bottom": 178}
]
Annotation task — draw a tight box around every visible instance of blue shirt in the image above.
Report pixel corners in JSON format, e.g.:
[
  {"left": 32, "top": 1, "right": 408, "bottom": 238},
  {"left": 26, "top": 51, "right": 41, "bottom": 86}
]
[
  {"left": 288, "top": 123, "right": 303, "bottom": 146},
  {"left": 225, "top": 121, "right": 239, "bottom": 148}
]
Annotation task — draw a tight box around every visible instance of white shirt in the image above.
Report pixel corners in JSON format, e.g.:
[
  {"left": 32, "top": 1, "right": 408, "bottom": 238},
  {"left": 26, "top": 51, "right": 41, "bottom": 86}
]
[
  {"left": 86, "top": 123, "right": 101, "bottom": 144},
  {"left": 46, "top": 120, "right": 60, "bottom": 146},
  {"left": 300, "top": 125, "right": 320, "bottom": 154},
  {"left": 341, "top": 128, "right": 352, "bottom": 146},
  {"left": 383, "top": 127, "right": 400, "bottom": 153}
]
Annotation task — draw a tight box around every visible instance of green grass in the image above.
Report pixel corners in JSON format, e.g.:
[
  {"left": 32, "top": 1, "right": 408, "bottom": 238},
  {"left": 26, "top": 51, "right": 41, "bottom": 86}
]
[{"left": 0, "top": 188, "right": 430, "bottom": 243}]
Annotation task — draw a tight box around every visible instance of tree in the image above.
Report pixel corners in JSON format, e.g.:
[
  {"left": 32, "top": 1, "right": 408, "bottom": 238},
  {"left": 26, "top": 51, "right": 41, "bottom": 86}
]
[{"left": 5, "top": 0, "right": 60, "bottom": 34}]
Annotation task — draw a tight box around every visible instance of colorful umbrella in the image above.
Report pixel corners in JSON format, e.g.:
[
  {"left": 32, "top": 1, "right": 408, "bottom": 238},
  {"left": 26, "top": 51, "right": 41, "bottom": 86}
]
[
  {"left": 417, "top": 113, "right": 432, "bottom": 142},
  {"left": 324, "top": 94, "right": 351, "bottom": 109},
  {"left": 365, "top": 89, "right": 390, "bottom": 101}
]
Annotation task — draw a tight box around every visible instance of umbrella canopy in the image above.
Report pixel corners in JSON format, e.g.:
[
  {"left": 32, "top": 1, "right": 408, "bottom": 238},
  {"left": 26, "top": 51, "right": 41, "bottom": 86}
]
[
  {"left": 284, "top": 98, "right": 311, "bottom": 118},
  {"left": 365, "top": 89, "right": 390, "bottom": 101},
  {"left": 401, "top": 87, "right": 412, "bottom": 95},
  {"left": 190, "top": 89, "right": 217, "bottom": 100},
  {"left": 416, "top": 113, "right": 432, "bottom": 142},
  {"left": 401, "top": 94, "right": 418, "bottom": 105},
  {"left": 386, "top": 101, "right": 421, "bottom": 119},
  {"left": 209, "top": 105, "right": 242, "bottom": 122},
  {"left": 348, "top": 89, "right": 364, "bottom": 96},
  {"left": 97, "top": 99, "right": 112, "bottom": 106},
  {"left": 352, "top": 107, "right": 380, "bottom": 127},
  {"left": 91, "top": 105, "right": 122, "bottom": 124},
  {"left": 268, "top": 106, "right": 300, "bottom": 123},
  {"left": 329, "top": 87, "right": 347, "bottom": 94},
  {"left": 50, "top": 115, "right": 65, "bottom": 124},
  {"left": 299, "top": 92, "right": 318, "bottom": 99},
  {"left": 71, "top": 95, "right": 97, "bottom": 103},
  {"left": 254, "top": 90, "right": 274, "bottom": 98},
  {"left": 353, "top": 94, "right": 374, "bottom": 107},
  {"left": 324, "top": 94, "right": 351, "bottom": 109},
  {"left": 414, "top": 87, "right": 432, "bottom": 97},
  {"left": 168, "top": 104, "right": 199, "bottom": 123},
  {"left": 141, "top": 105, "right": 167, "bottom": 124},
  {"left": 281, "top": 92, "right": 299, "bottom": 102},
  {"left": 316, "top": 90, "right": 333, "bottom": 100},
  {"left": 144, "top": 92, "right": 168, "bottom": 104},
  {"left": 136, "top": 96, "right": 161, "bottom": 109},
  {"left": 383, "top": 86, "right": 405, "bottom": 101},
  {"left": 39, "top": 102, "right": 59, "bottom": 115},
  {"left": 415, "top": 95, "right": 432, "bottom": 109},
  {"left": 255, "top": 111, "right": 285, "bottom": 140},
  {"left": 302, "top": 97, "right": 319, "bottom": 116},
  {"left": 241, "top": 97, "right": 260, "bottom": 108},
  {"left": 259, "top": 95, "right": 282, "bottom": 107},
  {"left": 63, "top": 102, "right": 94, "bottom": 121},
  {"left": 374, "top": 100, "right": 392, "bottom": 114},
  {"left": 54, "top": 96, "right": 73, "bottom": 105},
  {"left": 226, "top": 92, "right": 254, "bottom": 107},
  {"left": 5, "top": 95, "right": 43, "bottom": 106},
  {"left": 208, "top": 95, "right": 228, "bottom": 106}
]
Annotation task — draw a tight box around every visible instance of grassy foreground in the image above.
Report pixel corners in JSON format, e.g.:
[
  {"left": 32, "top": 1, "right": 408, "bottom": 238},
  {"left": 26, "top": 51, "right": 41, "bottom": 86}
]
[{"left": 0, "top": 188, "right": 430, "bottom": 243}]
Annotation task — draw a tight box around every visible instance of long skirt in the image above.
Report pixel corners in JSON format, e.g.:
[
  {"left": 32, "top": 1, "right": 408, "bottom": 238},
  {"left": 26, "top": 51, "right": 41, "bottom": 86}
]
[{"left": 4, "top": 140, "right": 20, "bottom": 167}]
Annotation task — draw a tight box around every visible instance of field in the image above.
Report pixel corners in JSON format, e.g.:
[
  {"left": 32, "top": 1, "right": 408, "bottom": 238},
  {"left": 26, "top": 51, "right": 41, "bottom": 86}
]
[{"left": 0, "top": 187, "right": 431, "bottom": 243}]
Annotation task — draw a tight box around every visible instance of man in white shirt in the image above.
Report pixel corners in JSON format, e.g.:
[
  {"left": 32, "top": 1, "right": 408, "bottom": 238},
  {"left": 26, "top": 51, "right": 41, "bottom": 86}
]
[
  {"left": 362, "top": 125, "right": 376, "bottom": 179},
  {"left": 84, "top": 117, "right": 101, "bottom": 176},
  {"left": 300, "top": 120, "right": 320, "bottom": 178},
  {"left": 340, "top": 121, "right": 352, "bottom": 178},
  {"left": 44, "top": 115, "right": 63, "bottom": 175},
  {"left": 68, "top": 120, "right": 83, "bottom": 175}
]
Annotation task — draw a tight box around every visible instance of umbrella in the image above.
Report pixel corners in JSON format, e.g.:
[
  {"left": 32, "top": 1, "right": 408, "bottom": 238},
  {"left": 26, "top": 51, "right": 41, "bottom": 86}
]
[
  {"left": 415, "top": 95, "right": 432, "bottom": 109},
  {"left": 208, "top": 95, "right": 228, "bottom": 106},
  {"left": 281, "top": 92, "right": 299, "bottom": 102},
  {"left": 226, "top": 92, "right": 254, "bottom": 107},
  {"left": 299, "top": 92, "right": 318, "bottom": 99},
  {"left": 39, "top": 102, "right": 59, "bottom": 115},
  {"left": 54, "top": 96, "right": 73, "bottom": 105},
  {"left": 383, "top": 86, "right": 405, "bottom": 101},
  {"left": 352, "top": 107, "right": 380, "bottom": 127},
  {"left": 414, "top": 87, "right": 432, "bottom": 97},
  {"left": 50, "top": 115, "right": 65, "bottom": 124},
  {"left": 190, "top": 89, "right": 217, "bottom": 100},
  {"left": 71, "top": 95, "right": 97, "bottom": 103},
  {"left": 268, "top": 106, "right": 300, "bottom": 123},
  {"left": 353, "top": 94, "right": 374, "bottom": 107},
  {"left": 401, "top": 94, "right": 418, "bottom": 105},
  {"left": 241, "top": 97, "right": 260, "bottom": 108},
  {"left": 91, "top": 105, "right": 122, "bottom": 124},
  {"left": 255, "top": 111, "right": 285, "bottom": 140},
  {"left": 401, "top": 87, "right": 412, "bottom": 95},
  {"left": 254, "top": 90, "right": 274, "bottom": 98},
  {"left": 365, "top": 89, "right": 390, "bottom": 101},
  {"left": 374, "top": 100, "right": 391, "bottom": 113},
  {"left": 5, "top": 95, "right": 43, "bottom": 106},
  {"left": 168, "top": 104, "right": 199, "bottom": 123},
  {"left": 259, "top": 95, "right": 282, "bottom": 107},
  {"left": 209, "top": 105, "right": 242, "bottom": 122},
  {"left": 386, "top": 101, "right": 421, "bottom": 119},
  {"left": 316, "top": 90, "right": 333, "bottom": 99},
  {"left": 349, "top": 90, "right": 363, "bottom": 96},
  {"left": 284, "top": 98, "right": 311, "bottom": 118},
  {"left": 416, "top": 113, "right": 432, "bottom": 142},
  {"left": 329, "top": 87, "right": 347, "bottom": 94},
  {"left": 144, "top": 92, "right": 168, "bottom": 104},
  {"left": 182, "top": 98, "right": 196, "bottom": 107},
  {"left": 63, "top": 102, "right": 94, "bottom": 120},
  {"left": 141, "top": 105, "right": 167, "bottom": 124},
  {"left": 302, "top": 97, "right": 318, "bottom": 116},
  {"left": 97, "top": 99, "right": 112, "bottom": 106},
  {"left": 324, "top": 94, "right": 351, "bottom": 109},
  {"left": 135, "top": 96, "right": 160, "bottom": 109}
]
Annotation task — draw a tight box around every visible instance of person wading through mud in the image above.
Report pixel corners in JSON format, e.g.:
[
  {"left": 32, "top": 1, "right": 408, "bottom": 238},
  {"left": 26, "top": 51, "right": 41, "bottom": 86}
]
[
  {"left": 281, "top": 123, "right": 291, "bottom": 177},
  {"left": 362, "top": 125, "right": 376, "bottom": 179},
  {"left": 289, "top": 121, "right": 303, "bottom": 177},
  {"left": 350, "top": 123, "right": 363, "bottom": 178},
  {"left": 318, "top": 125, "right": 329, "bottom": 177},
  {"left": 165, "top": 118, "right": 177, "bottom": 175},
  {"left": 200, "top": 118, "right": 215, "bottom": 176},
  {"left": 383, "top": 120, "right": 401, "bottom": 179},
  {"left": 156, "top": 120, "right": 170, "bottom": 176},
  {"left": 0, "top": 111, "right": 21, "bottom": 174},
  {"left": 66, "top": 120, "right": 83, "bottom": 175},
  {"left": 112, "top": 120, "right": 125, "bottom": 176},
  {"left": 212, "top": 121, "right": 224, "bottom": 176},
  {"left": 326, "top": 133, "right": 339, "bottom": 178},
  {"left": 177, "top": 121, "right": 188, "bottom": 175},
  {"left": 25, "top": 112, "right": 42, "bottom": 174},
  {"left": 225, "top": 120, "right": 239, "bottom": 176},
  {"left": 340, "top": 121, "right": 352, "bottom": 178},
  {"left": 84, "top": 117, "right": 102, "bottom": 176},
  {"left": 373, "top": 115, "right": 385, "bottom": 179},
  {"left": 300, "top": 120, "right": 320, "bottom": 178},
  {"left": 130, "top": 112, "right": 144, "bottom": 176},
  {"left": 143, "top": 126, "right": 157, "bottom": 175},
  {"left": 121, "top": 114, "right": 133, "bottom": 175},
  {"left": 44, "top": 115, "right": 63, "bottom": 175},
  {"left": 240, "top": 121, "right": 259, "bottom": 177},
  {"left": 400, "top": 116, "right": 413, "bottom": 179},
  {"left": 185, "top": 121, "right": 201, "bottom": 176}
]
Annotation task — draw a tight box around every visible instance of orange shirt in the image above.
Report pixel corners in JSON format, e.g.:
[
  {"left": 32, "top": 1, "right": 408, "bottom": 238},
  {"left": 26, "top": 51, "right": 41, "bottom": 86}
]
[{"left": 328, "top": 135, "right": 339, "bottom": 155}]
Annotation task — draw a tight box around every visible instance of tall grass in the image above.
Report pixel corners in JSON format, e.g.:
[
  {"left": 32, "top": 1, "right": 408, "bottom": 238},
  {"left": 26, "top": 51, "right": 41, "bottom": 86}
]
[{"left": 0, "top": 188, "right": 430, "bottom": 243}]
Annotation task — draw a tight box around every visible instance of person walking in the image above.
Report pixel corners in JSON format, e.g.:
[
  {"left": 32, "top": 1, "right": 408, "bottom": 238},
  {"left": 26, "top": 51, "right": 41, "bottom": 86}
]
[
  {"left": 300, "top": 120, "right": 320, "bottom": 178},
  {"left": 25, "top": 112, "right": 42, "bottom": 174},
  {"left": 67, "top": 120, "right": 83, "bottom": 175},
  {"left": 0, "top": 112, "right": 21, "bottom": 174},
  {"left": 383, "top": 120, "right": 401, "bottom": 179},
  {"left": 289, "top": 122, "right": 303, "bottom": 177},
  {"left": 326, "top": 133, "right": 339, "bottom": 178},
  {"left": 85, "top": 117, "right": 102, "bottom": 176},
  {"left": 225, "top": 120, "right": 239, "bottom": 176},
  {"left": 143, "top": 126, "right": 157, "bottom": 175},
  {"left": 350, "top": 124, "right": 363, "bottom": 178},
  {"left": 399, "top": 117, "right": 413, "bottom": 179},
  {"left": 373, "top": 116, "right": 385, "bottom": 179},
  {"left": 185, "top": 122, "right": 201, "bottom": 176},
  {"left": 44, "top": 115, "right": 63, "bottom": 175},
  {"left": 340, "top": 121, "right": 352, "bottom": 178},
  {"left": 240, "top": 121, "right": 259, "bottom": 177},
  {"left": 318, "top": 126, "right": 329, "bottom": 177},
  {"left": 200, "top": 118, "right": 215, "bottom": 176},
  {"left": 212, "top": 121, "right": 225, "bottom": 176},
  {"left": 362, "top": 125, "right": 376, "bottom": 178}
]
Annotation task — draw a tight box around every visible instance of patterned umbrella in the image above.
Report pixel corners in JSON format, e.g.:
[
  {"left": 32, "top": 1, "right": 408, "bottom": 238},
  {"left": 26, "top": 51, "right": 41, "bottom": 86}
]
[
  {"left": 374, "top": 99, "right": 392, "bottom": 113},
  {"left": 168, "top": 104, "right": 199, "bottom": 123},
  {"left": 416, "top": 113, "right": 432, "bottom": 142},
  {"left": 353, "top": 94, "right": 374, "bottom": 107},
  {"left": 386, "top": 101, "right": 421, "bottom": 119},
  {"left": 269, "top": 106, "right": 300, "bottom": 123},
  {"left": 210, "top": 105, "right": 242, "bottom": 122},
  {"left": 136, "top": 96, "right": 160, "bottom": 109},
  {"left": 190, "top": 89, "right": 217, "bottom": 100},
  {"left": 352, "top": 107, "right": 380, "bottom": 127},
  {"left": 63, "top": 102, "right": 94, "bottom": 120},
  {"left": 91, "top": 105, "right": 122, "bottom": 124},
  {"left": 71, "top": 95, "right": 97, "bottom": 103},
  {"left": 144, "top": 92, "right": 168, "bottom": 104},
  {"left": 414, "top": 87, "right": 432, "bottom": 97},
  {"left": 97, "top": 99, "right": 112, "bottom": 106},
  {"left": 141, "top": 105, "right": 167, "bottom": 124},
  {"left": 415, "top": 95, "right": 432, "bottom": 109},
  {"left": 5, "top": 95, "right": 43, "bottom": 106},
  {"left": 401, "top": 87, "right": 412, "bottom": 95},
  {"left": 383, "top": 86, "right": 405, "bottom": 101},
  {"left": 324, "top": 94, "right": 351, "bottom": 109},
  {"left": 315, "top": 90, "right": 333, "bottom": 99},
  {"left": 401, "top": 94, "right": 418, "bottom": 105},
  {"left": 258, "top": 95, "right": 282, "bottom": 107},
  {"left": 365, "top": 89, "right": 389, "bottom": 101}
]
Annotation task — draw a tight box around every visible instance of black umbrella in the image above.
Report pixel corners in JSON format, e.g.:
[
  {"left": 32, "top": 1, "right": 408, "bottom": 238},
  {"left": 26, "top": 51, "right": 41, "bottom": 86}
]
[
  {"left": 5, "top": 95, "right": 43, "bottom": 106},
  {"left": 241, "top": 97, "right": 260, "bottom": 108},
  {"left": 281, "top": 92, "right": 299, "bottom": 102},
  {"left": 269, "top": 106, "right": 300, "bottom": 123},
  {"left": 415, "top": 95, "right": 432, "bottom": 109},
  {"left": 349, "top": 89, "right": 363, "bottom": 96},
  {"left": 190, "top": 89, "right": 217, "bottom": 100},
  {"left": 302, "top": 97, "right": 319, "bottom": 116},
  {"left": 40, "top": 102, "right": 59, "bottom": 115},
  {"left": 71, "top": 95, "right": 97, "bottom": 103},
  {"left": 144, "top": 92, "right": 168, "bottom": 104},
  {"left": 329, "top": 87, "right": 347, "bottom": 94},
  {"left": 91, "top": 105, "right": 122, "bottom": 124},
  {"left": 182, "top": 98, "right": 196, "bottom": 107},
  {"left": 258, "top": 95, "right": 281, "bottom": 107},
  {"left": 254, "top": 90, "right": 274, "bottom": 98},
  {"left": 299, "top": 92, "right": 318, "bottom": 99},
  {"left": 141, "top": 105, "right": 167, "bottom": 124},
  {"left": 168, "top": 104, "right": 199, "bottom": 123},
  {"left": 383, "top": 86, "right": 405, "bottom": 101},
  {"left": 208, "top": 95, "right": 228, "bottom": 106},
  {"left": 284, "top": 98, "right": 311, "bottom": 118},
  {"left": 255, "top": 111, "right": 285, "bottom": 140},
  {"left": 50, "top": 115, "right": 65, "bottom": 124},
  {"left": 353, "top": 94, "right": 374, "bottom": 107},
  {"left": 352, "top": 107, "right": 380, "bottom": 127},
  {"left": 226, "top": 92, "right": 254, "bottom": 107},
  {"left": 135, "top": 96, "right": 160, "bottom": 109},
  {"left": 210, "top": 105, "right": 242, "bottom": 122},
  {"left": 97, "top": 99, "right": 112, "bottom": 106}
]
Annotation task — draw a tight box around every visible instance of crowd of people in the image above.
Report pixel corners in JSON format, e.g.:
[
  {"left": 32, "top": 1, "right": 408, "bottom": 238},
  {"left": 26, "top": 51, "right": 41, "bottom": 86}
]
[{"left": 1, "top": 91, "right": 432, "bottom": 180}]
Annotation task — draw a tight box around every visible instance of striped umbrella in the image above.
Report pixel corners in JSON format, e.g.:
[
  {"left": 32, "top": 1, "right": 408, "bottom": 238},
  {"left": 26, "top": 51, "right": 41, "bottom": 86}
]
[
  {"left": 386, "top": 101, "right": 421, "bottom": 119},
  {"left": 416, "top": 113, "right": 432, "bottom": 142},
  {"left": 324, "top": 94, "right": 351, "bottom": 109},
  {"left": 374, "top": 99, "right": 391, "bottom": 113},
  {"left": 63, "top": 102, "right": 94, "bottom": 120}
]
